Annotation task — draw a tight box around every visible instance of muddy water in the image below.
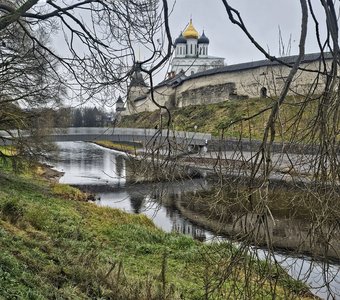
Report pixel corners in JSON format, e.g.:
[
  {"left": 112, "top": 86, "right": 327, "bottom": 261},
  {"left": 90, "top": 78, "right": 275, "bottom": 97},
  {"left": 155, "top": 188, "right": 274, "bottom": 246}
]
[{"left": 51, "top": 141, "right": 340, "bottom": 299}]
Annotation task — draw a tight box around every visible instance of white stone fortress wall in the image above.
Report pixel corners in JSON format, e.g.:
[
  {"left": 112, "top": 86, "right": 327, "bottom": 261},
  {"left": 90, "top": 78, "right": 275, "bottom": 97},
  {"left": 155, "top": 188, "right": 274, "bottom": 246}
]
[{"left": 122, "top": 53, "right": 333, "bottom": 116}]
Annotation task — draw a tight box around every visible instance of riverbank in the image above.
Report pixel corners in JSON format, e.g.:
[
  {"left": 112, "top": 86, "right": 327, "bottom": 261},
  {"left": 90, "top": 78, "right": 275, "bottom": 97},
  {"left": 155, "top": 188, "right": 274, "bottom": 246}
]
[
  {"left": 0, "top": 161, "right": 317, "bottom": 299},
  {"left": 90, "top": 141, "right": 340, "bottom": 260},
  {"left": 91, "top": 140, "right": 320, "bottom": 185}
]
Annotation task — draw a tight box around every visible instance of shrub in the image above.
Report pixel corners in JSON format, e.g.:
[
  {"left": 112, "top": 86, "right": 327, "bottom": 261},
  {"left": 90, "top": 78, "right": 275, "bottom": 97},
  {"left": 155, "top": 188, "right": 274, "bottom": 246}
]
[
  {"left": 1, "top": 200, "right": 24, "bottom": 224},
  {"left": 52, "top": 184, "right": 89, "bottom": 201}
]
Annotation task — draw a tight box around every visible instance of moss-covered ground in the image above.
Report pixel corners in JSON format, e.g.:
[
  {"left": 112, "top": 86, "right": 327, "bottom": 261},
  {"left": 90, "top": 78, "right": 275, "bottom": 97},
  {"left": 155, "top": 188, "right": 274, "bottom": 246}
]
[{"left": 0, "top": 160, "right": 316, "bottom": 299}]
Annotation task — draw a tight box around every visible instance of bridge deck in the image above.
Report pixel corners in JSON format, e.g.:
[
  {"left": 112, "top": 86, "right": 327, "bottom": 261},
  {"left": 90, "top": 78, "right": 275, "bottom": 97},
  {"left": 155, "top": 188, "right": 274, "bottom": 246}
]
[{"left": 0, "top": 127, "right": 212, "bottom": 147}]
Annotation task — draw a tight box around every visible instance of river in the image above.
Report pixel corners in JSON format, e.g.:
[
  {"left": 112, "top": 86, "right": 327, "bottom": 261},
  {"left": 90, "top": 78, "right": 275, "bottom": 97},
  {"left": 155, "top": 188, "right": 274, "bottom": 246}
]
[{"left": 51, "top": 141, "right": 340, "bottom": 299}]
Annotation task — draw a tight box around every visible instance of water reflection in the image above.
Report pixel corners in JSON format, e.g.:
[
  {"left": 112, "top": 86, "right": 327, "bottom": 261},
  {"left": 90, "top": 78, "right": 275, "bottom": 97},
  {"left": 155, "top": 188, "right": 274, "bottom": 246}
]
[
  {"left": 94, "top": 181, "right": 213, "bottom": 239},
  {"left": 52, "top": 141, "right": 340, "bottom": 299},
  {"left": 130, "top": 194, "right": 144, "bottom": 213},
  {"left": 52, "top": 142, "right": 212, "bottom": 238},
  {"left": 54, "top": 141, "right": 126, "bottom": 186},
  {"left": 254, "top": 249, "right": 340, "bottom": 299}
]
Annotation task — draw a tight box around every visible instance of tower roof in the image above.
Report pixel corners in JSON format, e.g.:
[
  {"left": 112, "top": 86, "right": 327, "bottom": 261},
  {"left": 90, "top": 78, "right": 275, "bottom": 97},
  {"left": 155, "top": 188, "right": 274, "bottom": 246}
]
[
  {"left": 130, "top": 62, "right": 147, "bottom": 87},
  {"left": 198, "top": 31, "right": 209, "bottom": 44},
  {"left": 183, "top": 19, "right": 199, "bottom": 39},
  {"left": 174, "top": 32, "right": 186, "bottom": 45}
]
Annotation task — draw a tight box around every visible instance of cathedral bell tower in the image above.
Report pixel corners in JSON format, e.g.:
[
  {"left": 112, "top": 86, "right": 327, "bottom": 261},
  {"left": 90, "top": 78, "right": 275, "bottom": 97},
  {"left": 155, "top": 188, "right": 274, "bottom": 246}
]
[
  {"left": 183, "top": 19, "right": 199, "bottom": 57},
  {"left": 171, "top": 19, "right": 223, "bottom": 76}
]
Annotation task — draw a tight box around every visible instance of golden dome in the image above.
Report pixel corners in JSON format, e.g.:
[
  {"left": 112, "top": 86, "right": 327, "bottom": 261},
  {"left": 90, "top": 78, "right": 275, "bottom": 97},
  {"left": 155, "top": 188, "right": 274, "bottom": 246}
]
[{"left": 183, "top": 19, "right": 199, "bottom": 39}]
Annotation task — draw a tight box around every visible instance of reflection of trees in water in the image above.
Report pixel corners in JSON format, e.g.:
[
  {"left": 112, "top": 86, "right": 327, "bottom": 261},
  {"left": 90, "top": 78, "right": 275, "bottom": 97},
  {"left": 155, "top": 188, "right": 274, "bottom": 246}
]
[
  {"left": 172, "top": 216, "right": 206, "bottom": 242},
  {"left": 133, "top": 175, "right": 340, "bottom": 297},
  {"left": 165, "top": 194, "right": 206, "bottom": 241},
  {"left": 63, "top": 152, "right": 72, "bottom": 167},
  {"left": 130, "top": 194, "right": 145, "bottom": 214},
  {"left": 147, "top": 189, "right": 207, "bottom": 241},
  {"left": 115, "top": 155, "right": 125, "bottom": 178},
  {"left": 176, "top": 183, "right": 340, "bottom": 297},
  {"left": 150, "top": 187, "right": 167, "bottom": 200},
  {"left": 183, "top": 185, "right": 340, "bottom": 259}
]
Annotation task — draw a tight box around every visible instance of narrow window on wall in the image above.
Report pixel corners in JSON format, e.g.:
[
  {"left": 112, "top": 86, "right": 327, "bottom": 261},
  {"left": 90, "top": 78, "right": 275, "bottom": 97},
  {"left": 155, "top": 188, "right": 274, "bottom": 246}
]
[
  {"left": 190, "top": 44, "right": 193, "bottom": 54},
  {"left": 179, "top": 47, "right": 182, "bottom": 55}
]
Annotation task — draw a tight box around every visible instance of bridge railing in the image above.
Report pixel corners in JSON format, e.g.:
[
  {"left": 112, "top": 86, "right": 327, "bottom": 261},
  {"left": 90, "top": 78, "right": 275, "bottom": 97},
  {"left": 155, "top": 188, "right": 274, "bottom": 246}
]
[
  {"left": 1, "top": 128, "right": 211, "bottom": 147},
  {"left": 51, "top": 127, "right": 210, "bottom": 139}
]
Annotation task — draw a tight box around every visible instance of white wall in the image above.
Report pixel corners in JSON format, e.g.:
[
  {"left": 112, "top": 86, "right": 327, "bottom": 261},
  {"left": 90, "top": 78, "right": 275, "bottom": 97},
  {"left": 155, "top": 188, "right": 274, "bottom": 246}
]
[{"left": 125, "top": 59, "right": 333, "bottom": 116}]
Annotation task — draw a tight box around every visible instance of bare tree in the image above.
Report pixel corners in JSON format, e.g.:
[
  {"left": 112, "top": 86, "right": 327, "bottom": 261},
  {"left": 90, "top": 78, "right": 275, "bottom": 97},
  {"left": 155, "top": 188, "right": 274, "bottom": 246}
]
[
  {"left": 191, "top": 1, "right": 340, "bottom": 298},
  {"left": 126, "top": 1, "right": 339, "bottom": 298},
  {"left": 0, "top": 12, "right": 66, "bottom": 166},
  {"left": 0, "top": 0, "right": 172, "bottom": 167},
  {"left": 1, "top": 0, "right": 339, "bottom": 298}
]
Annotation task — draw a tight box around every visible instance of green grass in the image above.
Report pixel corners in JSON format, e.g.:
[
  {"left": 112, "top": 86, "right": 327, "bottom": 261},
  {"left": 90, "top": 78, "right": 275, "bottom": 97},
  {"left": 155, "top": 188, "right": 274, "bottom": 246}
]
[
  {"left": 0, "top": 163, "right": 314, "bottom": 299},
  {"left": 0, "top": 146, "right": 16, "bottom": 157},
  {"left": 93, "top": 140, "right": 141, "bottom": 154},
  {"left": 118, "top": 96, "right": 324, "bottom": 140}
]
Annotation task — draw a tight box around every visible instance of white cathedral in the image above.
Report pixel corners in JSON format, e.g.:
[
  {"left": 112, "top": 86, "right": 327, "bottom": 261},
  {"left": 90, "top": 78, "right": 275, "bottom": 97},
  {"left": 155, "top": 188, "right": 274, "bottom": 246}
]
[{"left": 171, "top": 19, "right": 225, "bottom": 76}]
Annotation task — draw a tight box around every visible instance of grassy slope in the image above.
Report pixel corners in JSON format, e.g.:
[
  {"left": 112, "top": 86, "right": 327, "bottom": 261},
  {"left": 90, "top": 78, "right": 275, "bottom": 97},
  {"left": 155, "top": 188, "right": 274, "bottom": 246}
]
[
  {"left": 118, "top": 96, "right": 318, "bottom": 140},
  {"left": 0, "top": 164, "right": 314, "bottom": 299},
  {"left": 93, "top": 141, "right": 140, "bottom": 154}
]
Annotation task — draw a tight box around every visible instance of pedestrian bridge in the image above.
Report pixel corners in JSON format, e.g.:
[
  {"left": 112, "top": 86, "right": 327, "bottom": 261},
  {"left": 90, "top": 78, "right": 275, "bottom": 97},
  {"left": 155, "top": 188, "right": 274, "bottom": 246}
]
[{"left": 0, "top": 127, "right": 211, "bottom": 150}]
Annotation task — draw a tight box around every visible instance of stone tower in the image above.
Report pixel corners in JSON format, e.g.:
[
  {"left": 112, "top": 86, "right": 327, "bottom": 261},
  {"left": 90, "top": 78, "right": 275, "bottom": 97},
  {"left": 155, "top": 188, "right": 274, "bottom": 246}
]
[
  {"left": 115, "top": 96, "right": 125, "bottom": 113},
  {"left": 127, "top": 62, "right": 149, "bottom": 114}
]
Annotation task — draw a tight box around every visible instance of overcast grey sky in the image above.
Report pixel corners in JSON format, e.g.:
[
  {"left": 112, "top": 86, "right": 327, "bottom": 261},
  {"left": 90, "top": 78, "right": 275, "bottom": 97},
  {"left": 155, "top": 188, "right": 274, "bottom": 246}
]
[
  {"left": 33, "top": 0, "right": 333, "bottom": 104},
  {"left": 168, "top": 0, "right": 328, "bottom": 65},
  {"left": 44, "top": 1, "right": 330, "bottom": 70}
]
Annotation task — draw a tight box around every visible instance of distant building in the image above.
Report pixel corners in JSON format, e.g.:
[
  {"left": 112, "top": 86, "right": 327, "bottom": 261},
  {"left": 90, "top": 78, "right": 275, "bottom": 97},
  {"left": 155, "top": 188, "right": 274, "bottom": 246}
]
[
  {"left": 122, "top": 21, "right": 333, "bottom": 116},
  {"left": 115, "top": 96, "right": 125, "bottom": 113},
  {"left": 171, "top": 19, "right": 225, "bottom": 76},
  {"left": 126, "top": 62, "right": 150, "bottom": 114}
]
